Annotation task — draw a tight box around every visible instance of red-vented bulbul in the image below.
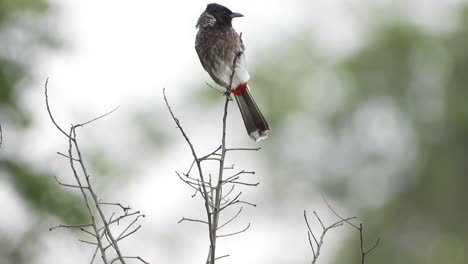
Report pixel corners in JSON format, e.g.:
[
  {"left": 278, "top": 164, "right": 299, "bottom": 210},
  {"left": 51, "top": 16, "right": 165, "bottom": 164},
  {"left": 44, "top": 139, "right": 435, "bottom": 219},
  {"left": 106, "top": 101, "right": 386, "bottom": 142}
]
[{"left": 195, "top": 3, "right": 270, "bottom": 141}]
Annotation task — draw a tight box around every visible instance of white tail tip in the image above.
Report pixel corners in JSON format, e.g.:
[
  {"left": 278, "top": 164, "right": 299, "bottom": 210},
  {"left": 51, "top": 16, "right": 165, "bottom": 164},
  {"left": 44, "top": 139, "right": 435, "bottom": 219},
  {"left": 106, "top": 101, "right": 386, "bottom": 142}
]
[{"left": 250, "top": 130, "right": 269, "bottom": 142}]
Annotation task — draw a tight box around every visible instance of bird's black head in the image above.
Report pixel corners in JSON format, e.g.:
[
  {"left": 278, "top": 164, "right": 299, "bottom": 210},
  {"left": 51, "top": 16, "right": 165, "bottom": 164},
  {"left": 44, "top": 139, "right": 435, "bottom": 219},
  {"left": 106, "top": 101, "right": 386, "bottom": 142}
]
[{"left": 205, "top": 3, "right": 243, "bottom": 26}]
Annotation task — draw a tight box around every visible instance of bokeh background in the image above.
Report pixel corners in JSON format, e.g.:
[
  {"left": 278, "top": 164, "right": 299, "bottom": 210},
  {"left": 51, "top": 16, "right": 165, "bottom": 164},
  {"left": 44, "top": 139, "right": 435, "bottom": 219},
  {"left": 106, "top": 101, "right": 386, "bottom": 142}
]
[{"left": 1, "top": 0, "right": 467, "bottom": 263}]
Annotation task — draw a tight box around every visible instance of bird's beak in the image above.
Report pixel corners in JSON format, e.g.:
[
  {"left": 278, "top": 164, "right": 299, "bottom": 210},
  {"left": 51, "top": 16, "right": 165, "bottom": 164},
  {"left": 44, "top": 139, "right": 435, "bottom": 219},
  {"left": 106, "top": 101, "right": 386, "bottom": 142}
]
[{"left": 230, "top": 12, "right": 244, "bottom": 18}]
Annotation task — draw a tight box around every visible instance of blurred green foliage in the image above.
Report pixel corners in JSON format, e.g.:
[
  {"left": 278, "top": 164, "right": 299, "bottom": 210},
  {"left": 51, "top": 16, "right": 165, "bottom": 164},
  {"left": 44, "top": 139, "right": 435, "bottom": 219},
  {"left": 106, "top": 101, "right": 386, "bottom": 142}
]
[
  {"left": 0, "top": 159, "right": 88, "bottom": 223},
  {"left": 0, "top": 1, "right": 87, "bottom": 263},
  {"left": 1, "top": 0, "right": 467, "bottom": 263},
  {"left": 263, "top": 15, "right": 468, "bottom": 262},
  {"left": 332, "top": 7, "right": 468, "bottom": 264},
  {"left": 193, "top": 3, "right": 468, "bottom": 264},
  {"left": 0, "top": 0, "right": 55, "bottom": 120}
]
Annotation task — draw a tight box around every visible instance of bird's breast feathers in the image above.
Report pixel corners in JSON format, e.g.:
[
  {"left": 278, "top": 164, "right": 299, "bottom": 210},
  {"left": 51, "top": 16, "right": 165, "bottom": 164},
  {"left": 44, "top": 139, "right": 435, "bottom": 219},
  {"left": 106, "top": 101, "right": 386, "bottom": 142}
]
[{"left": 196, "top": 27, "right": 250, "bottom": 89}]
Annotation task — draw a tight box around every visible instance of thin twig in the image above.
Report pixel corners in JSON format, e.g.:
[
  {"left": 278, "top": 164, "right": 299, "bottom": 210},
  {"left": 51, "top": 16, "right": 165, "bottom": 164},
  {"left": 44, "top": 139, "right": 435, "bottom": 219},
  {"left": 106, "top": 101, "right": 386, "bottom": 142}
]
[
  {"left": 56, "top": 151, "right": 80, "bottom": 161},
  {"left": 220, "top": 185, "right": 235, "bottom": 202},
  {"left": 72, "top": 128, "right": 126, "bottom": 263},
  {"left": 217, "top": 223, "right": 250, "bottom": 238},
  {"left": 49, "top": 223, "right": 93, "bottom": 231},
  {"left": 208, "top": 46, "right": 242, "bottom": 263},
  {"left": 44, "top": 78, "right": 69, "bottom": 138},
  {"left": 110, "top": 256, "right": 150, "bottom": 264},
  {"left": 217, "top": 207, "right": 243, "bottom": 230},
  {"left": 163, "top": 88, "right": 214, "bottom": 260},
  {"left": 100, "top": 211, "right": 142, "bottom": 231},
  {"left": 304, "top": 210, "right": 355, "bottom": 264},
  {"left": 185, "top": 159, "right": 196, "bottom": 176},
  {"left": 79, "top": 239, "right": 98, "bottom": 246},
  {"left": 117, "top": 214, "right": 145, "bottom": 240},
  {"left": 317, "top": 198, "right": 380, "bottom": 264},
  {"left": 199, "top": 145, "right": 223, "bottom": 161},
  {"left": 224, "top": 170, "right": 255, "bottom": 182},
  {"left": 178, "top": 217, "right": 209, "bottom": 225},
  {"left": 169, "top": 33, "right": 258, "bottom": 263},
  {"left": 205, "top": 82, "right": 225, "bottom": 94},
  {"left": 76, "top": 105, "right": 120, "bottom": 128},
  {"left": 100, "top": 202, "right": 131, "bottom": 212},
  {"left": 65, "top": 127, "right": 109, "bottom": 263},
  {"left": 214, "top": 254, "right": 230, "bottom": 261},
  {"left": 45, "top": 79, "right": 145, "bottom": 264},
  {"left": 226, "top": 147, "right": 261, "bottom": 152},
  {"left": 0, "top": 123, "right": 3, "bottom": 149},
  {"left": 80, "top": 228, "right": 98, "bottom": 238},
  {"left": 53, "top": 176, "right": 87, "bottom": 189}
]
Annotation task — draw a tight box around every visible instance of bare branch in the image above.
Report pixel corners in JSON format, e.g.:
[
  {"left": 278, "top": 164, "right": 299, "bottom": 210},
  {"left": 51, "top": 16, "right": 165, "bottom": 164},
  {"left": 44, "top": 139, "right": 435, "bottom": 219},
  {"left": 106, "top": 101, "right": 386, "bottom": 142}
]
[
  {"left": 235, "top": 201, "right": 257, "bottom": 208},
  {"left": 220, "top": 185, "right": 235, "bottom": 201},
  {"left": 110, "top": 256, "right": 150, "bottom": 264},
  {"left": 315, "top": 198, "right": 380, "bottom": 264},
  {"left": 217, "top": 207, "right": 243, "bottom": 230},
  {"left": 307, "top": 231, "right": 316, "bottom": 257},
  {"left": 45, "top": 79, "right": 146, "bottom": 264},
  {"left": 0, "top": 123, "right": 3, "bottom": 149},
  {"left": 163, "top": 88, "right": 215, "bottom": 259},
  {"left": 359, "top": 223, "right": 380, "bottom": 264},
  {"left": 313, "top": 211, "right": 326, "bottom": 230},
  {"left": 217, "top": 223, "right": 250, "bottom": 238},
  {"left": 304, "top": 209, "right": 357, "bottom": 264},
  {"left": 178, "top": 217, "right": 209, "bottom": 225},
  {"left": 364, "top": 236, "right": 381, "bottom": 255},
  {"left": 224, "top": 170, "right": 255, "bottom": 182},
  {"left": 49, "top": 223, "right": 93, "bottom": 231},
  {"left": 116, "top": 225, "right": 142, "bottom": 243},
  {"left": 205, "top": 82, "right": 225, "bottom": 94},
  {"left": 100, "top": 202, "right": 131, "bottom": 212},
  {"left": 224, "top": 164, "right": 235, "bottom": 170},
  {"left": 323, "top": 198, "right": 360, "bottom": 230},
  {"left": 71, "top": 127, "right": 127, "bottom": 263},
  {"left": 76, "top": 105, "right": 120, "bottom": 128},
  {"left": 53, "top": 176, "right": 87, "bottom": 189},
  {"left": 199, "top": 145, "right": 223, "bottom": 161},
  {"left": 170, "top": 33, "right": 259, "bottom": 263},
  {"left": 185, "top": 159, "right": 196, "bottom": 176},
  {"left": 44, "top": 78, "right": 69, "bottom": 138},
  {"left": 304, "top": 211, "right": 319, "bottom": 248},
  {"left": 79, "top": 239, "right": 98, "bottom": 246},
  {"left": 63, "top": 127, "right": 109, "bottom": 263},
  {"left": 117, "top": 214, "right": 145, "bottom": 240},
  {"left": 102, "top": 211, "right": 142, "bottom": 231},
  {"left": 224, "top": 180, "right": 259, "bottom": 187},
  {"left": 80, "top": 228, "right": 98, "bottom": 238},
  {"left": 214, "top": 254, "right": 230, "bottom": 261},
  {"left": 56, "top": 151, "right": 80, "bottom": 161},
  {"left": 225, "top": 147, "right": 261, "bottom": 152}
]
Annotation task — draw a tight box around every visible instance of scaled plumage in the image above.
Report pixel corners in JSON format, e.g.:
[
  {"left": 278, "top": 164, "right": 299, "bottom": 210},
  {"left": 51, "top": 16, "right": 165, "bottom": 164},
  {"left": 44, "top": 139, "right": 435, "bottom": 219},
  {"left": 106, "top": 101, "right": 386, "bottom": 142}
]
[{"left": 195, "top": 3, "right": 270, "bottom": 141}]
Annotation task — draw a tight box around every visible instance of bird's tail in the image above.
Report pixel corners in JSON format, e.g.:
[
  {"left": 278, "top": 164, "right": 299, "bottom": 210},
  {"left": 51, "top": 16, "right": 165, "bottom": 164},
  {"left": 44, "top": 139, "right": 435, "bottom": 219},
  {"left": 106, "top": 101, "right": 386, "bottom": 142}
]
[{"left": 234, "top": 87, "right": 270, "bottom": 141}]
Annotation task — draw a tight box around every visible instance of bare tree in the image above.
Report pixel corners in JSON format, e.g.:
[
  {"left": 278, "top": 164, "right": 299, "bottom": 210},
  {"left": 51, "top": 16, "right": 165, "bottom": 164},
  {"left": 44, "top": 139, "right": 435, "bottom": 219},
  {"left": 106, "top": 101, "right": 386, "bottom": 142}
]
[
  {"left": 164, "top": 49, "right": 259, "bottom": 264},
  {"left": 304, "top": 200, "right": 380, "bottom": 264},
  {"left": 45, "top": 78, "right": 148, "bottom": 264}
]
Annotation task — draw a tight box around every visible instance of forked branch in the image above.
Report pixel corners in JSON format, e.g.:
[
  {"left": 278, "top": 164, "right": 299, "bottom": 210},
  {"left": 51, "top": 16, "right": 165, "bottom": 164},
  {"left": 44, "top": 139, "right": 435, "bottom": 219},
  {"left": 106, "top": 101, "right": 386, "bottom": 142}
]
[
  {"left": 45, "top": 79, "right": 148, "bottom": 264},
  {"left": 164, "top": 34, "right": 258, "bottom": 264},
  {"left": 304, "top": 200, "right": 379, "bottom": 264}
]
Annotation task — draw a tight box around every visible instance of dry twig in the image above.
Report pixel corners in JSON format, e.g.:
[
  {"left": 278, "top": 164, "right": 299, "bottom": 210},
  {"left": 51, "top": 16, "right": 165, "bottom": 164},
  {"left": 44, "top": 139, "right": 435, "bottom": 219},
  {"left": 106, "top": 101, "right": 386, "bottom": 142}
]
[
  {"left": 164, "top": 35, "right": 258, "bottom": 264},
  {"left": 45, "top": 78, "right": 148, "bottom": 264},
  {"left": 0, "top": 123, "right": 3, "bottom": 149},
  {"left": 323, "top": 200, "right": 380, "bottom": 264},
  {"left": 305, "top": 200, "right": 379, "bottom": 264}
]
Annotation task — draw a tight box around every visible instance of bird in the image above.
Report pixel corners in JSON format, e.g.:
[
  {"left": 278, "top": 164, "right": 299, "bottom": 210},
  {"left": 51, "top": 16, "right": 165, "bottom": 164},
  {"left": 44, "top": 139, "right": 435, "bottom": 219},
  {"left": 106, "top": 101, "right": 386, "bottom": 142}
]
[{"left": 195, "top": 3, "right": 270, "bottom": 141}]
